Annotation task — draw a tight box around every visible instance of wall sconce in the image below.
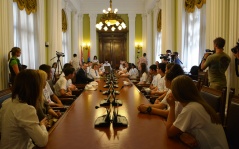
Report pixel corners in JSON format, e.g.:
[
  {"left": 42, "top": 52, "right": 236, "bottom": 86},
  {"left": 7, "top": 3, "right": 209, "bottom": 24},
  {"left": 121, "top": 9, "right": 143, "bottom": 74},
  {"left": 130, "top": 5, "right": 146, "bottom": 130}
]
[
  {"left": 82, "top": 42, "right": 90, "bottom": 50},
  {"left": 135, "top": 42, "right": 143, "bottom": 59},
  {"left": 135, "top": 42, "right": 143, "bottom": 52}
]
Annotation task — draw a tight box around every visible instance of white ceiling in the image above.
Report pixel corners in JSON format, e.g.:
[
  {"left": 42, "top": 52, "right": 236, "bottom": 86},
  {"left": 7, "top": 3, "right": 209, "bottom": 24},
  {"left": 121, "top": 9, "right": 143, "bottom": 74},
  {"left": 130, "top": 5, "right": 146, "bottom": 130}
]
[{"left": 68, "top": 0, "right": 158, "bottom": 14}]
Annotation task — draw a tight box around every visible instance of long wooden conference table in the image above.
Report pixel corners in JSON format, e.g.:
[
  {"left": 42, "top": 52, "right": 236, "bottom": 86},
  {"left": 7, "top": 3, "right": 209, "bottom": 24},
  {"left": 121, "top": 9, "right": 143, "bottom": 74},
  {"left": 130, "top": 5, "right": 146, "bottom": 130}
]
[{"left": 41, "top": 77, "right": 188, "bottom": 149}]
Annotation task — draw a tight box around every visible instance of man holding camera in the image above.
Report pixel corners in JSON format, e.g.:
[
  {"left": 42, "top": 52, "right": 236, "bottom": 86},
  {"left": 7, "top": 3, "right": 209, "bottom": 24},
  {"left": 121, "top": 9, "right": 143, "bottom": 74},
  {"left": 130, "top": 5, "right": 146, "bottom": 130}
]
[{"left": 201, "top": 37, "right": 231, "bottom": 90}]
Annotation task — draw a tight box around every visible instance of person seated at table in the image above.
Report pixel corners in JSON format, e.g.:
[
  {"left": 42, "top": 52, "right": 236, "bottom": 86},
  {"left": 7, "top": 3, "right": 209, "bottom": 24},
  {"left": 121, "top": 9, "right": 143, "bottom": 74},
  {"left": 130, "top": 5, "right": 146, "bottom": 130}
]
[
  {"left": 60, "top": 63, "right": 77, "bottom": 91},
  {"left": 118, "top": 62, "right": 128, "bottom": 75},
  {"left": 39, "top": 64, "right": 64, "bottom": 107},
  {"left": 36, "top": 70, "right": 61, "bottom": 120},
  {"left": 89, "top": 63, "right": 101, "bottom": 80},
  {"left": 154, "top": 63, "right": 175, "bottom": 104},
  {"left": 148, "top": 64, "right": 160, "bottom": 90},
  {"left": 75, "top": 62, "right": 94, "bottom": 84},
  {"left": 150, "top": 63, "right": 168, "bottom": 95},
  {"left": 130, "top": 63, "right": 139, "bottom": 79},
  {"left": 98, "top": 63, "right": 105, "bottom": 76},
  {"left": 0, "top": 69, "right": 48, "bottom": 148},
  {"left": 119, "top": 60, "right": 125, "bottom": 71},
  {"left": 138, "top": 63, "right": 150, "bottom": 84},
  {"left": 137, "top": 64, "right": 184, "bottom": 118},
  {"left": 54, "top": 67, "right": 75, "bottom": 96},
  {"left": 120, "top": 63, "right": 136, "bottom": 79},
  {"left": 166, "top": 75, "right": 228, "bottom": 148}
]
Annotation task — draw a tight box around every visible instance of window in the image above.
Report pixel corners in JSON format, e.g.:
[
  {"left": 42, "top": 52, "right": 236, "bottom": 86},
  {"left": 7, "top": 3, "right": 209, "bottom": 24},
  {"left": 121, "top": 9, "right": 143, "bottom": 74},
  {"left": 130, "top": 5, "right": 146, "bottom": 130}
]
[
  {"left": 13, "top": 2, "right": 38, "bottom": 69},
  {"left": 182, "top": 6, "right": 206, "bottom": 72}
]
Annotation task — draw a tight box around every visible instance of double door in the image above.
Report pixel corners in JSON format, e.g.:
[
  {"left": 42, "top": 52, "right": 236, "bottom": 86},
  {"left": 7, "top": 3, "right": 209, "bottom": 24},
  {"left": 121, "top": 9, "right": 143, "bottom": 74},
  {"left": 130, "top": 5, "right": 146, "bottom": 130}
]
[{"left": 98, "top": 31, "right": 127, "bottom": 69}]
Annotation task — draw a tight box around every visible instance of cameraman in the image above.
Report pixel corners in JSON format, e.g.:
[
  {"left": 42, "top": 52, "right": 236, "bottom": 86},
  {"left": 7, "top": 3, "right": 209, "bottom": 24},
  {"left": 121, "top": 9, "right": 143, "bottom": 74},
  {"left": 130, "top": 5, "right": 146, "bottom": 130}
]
[
  {"left": 231, "top": 40, "right": 239, "bottom": 77},
  {"left": 201, "top": 37, "right": 231, "bottom": 90},
  {"left": 231, "top": 40, "right": 239, "bottom": 59}
]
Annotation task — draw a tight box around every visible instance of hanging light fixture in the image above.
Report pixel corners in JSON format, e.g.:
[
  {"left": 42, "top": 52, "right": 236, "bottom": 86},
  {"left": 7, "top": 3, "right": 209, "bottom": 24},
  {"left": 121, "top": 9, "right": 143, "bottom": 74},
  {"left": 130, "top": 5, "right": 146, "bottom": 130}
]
[{"left": 96, "top": 0, "right": 127, "bottom": 32}]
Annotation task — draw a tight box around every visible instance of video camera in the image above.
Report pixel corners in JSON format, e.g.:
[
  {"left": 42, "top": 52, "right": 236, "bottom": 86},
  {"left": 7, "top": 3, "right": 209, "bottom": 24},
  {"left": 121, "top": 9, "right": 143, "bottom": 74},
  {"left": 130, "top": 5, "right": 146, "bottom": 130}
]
[
  {"left": 160, "top": 54, "right": 170, "bottom": 61},
  {"left": 231, "top": 39, "right": 239, "bottom": 54},
  {"left": 205, "top": 49, "right": 215, "bottom": 54},
  {"left": 56, "top": 51, "right": 65, "bottom": 57}
]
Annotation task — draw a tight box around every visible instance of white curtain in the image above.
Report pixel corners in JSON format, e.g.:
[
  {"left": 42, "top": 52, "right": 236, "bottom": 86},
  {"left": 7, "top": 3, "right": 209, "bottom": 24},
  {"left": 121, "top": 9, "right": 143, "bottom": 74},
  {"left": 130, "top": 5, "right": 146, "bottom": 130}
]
[
  {"left": 182, "top": 6, "right": 206, "bottom": 72},
  {"left": 13, "top": 0, "right": 45, "bottom": 69},
  {"left": 0, "top": 0, "right": 13, "bottom": 90},
  {"left": 155, "top": 32, "right": 162, "bottom": 62}
]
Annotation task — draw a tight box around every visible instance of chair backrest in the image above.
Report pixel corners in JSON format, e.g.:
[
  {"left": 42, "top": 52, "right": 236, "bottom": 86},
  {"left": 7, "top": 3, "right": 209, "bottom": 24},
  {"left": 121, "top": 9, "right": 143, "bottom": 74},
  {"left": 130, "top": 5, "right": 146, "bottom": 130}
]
[
  {"left": 200, "top": 86, "right": 226, "bottom": 124},
  {"left": 198, "top": 71, "right": 209, "bottom": 86},
  {"left": 225, "top": 96, "right": 239, "bottom": 149},
  {"left": 193, "top": 79, "right": 202, "bottom": 91}
]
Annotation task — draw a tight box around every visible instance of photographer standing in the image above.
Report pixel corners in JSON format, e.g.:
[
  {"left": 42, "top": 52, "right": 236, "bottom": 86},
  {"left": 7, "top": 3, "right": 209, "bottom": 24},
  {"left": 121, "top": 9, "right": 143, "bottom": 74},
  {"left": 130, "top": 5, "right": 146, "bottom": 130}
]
[
  {"left": 201, "top": 37, "right": 231, "bottom": 90},
  {"left": 231, "top": 40, "right": 239, "bottom": 77}
]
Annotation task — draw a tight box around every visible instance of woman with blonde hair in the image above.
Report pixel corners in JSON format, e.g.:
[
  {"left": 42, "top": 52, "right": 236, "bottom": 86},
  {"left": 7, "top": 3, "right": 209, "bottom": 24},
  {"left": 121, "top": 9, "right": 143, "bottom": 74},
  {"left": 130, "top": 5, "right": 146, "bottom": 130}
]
[
  {"left": 0, "top": 69, "right": 48, "bottom": 148},
  {"left": 8, "top": 47, "right": 22, "bottom": 84},
  {"left": 166, "top": 75, "right": 228, "bottom": 148},
  {"left": 36, "top": 70, "right": 61, "bottom": 121}
]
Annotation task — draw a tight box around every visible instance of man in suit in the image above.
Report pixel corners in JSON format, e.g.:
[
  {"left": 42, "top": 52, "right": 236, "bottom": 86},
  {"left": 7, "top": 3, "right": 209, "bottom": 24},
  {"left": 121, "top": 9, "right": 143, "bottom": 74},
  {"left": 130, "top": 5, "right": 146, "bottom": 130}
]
[{"left": 75, "top": 62, "right": 94, "bottom": 84}]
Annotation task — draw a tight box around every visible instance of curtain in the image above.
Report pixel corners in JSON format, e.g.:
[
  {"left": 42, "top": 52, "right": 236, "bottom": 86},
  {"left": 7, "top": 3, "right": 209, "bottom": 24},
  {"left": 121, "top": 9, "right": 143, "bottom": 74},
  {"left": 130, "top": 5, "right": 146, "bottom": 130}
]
[
  {"left": 62, "top": 9, "right": 67, "bottom": 32},
  {"left": 13, "top": 0, "right": 45, "bottom": 69},
  {"left": 157, "top": 10, "right": 162, "bottom": 32},
  {"left": 13, "top": 2, "right": 37, "bottom": 69},
  {"left": 155, "top": 32, "right": 162, "bottom": 62},
  {"left": 0, "top": 0, "right": 14, "bottom": 90},
  {"left": 182, "top": 7, "right": 203, "bottom": 72},
  {"left": 13, "top": 0, "right": 37, "bottom": 15},
  {"left": 185, "top": 0, "right": 206, "bottom": 13}
]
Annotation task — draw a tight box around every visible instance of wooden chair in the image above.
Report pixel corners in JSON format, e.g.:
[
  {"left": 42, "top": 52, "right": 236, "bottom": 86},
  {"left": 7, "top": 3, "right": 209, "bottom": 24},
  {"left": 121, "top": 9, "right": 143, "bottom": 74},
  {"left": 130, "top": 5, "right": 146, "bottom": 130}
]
[
  {"left": 224, "top": 95, "right": 239, "bottom": 149},
  {"left": 198, "top": 71, "right": 209, "bottom": 86},
  {"left": 193, "top": 79, "right": 202, "bottom": 91},
  {"left": 200, "top": 86, "right": 227, "bottom": 124}
]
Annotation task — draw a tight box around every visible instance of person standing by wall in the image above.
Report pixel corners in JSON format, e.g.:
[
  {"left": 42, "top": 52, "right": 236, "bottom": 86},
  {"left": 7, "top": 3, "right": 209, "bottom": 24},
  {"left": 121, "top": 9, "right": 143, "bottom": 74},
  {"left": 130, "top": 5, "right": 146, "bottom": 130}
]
[
  {"left": 201, "top": 37, "right": 231, "bottom": 90},
  {"left": 70, "top": 54, "right": 80, "bottom": 72},
  {"left": 137, "top": 53, "right": 148, "bottom": 70},
  {"left": 8, "top": 47, "right": 22, "bottom": 85}
]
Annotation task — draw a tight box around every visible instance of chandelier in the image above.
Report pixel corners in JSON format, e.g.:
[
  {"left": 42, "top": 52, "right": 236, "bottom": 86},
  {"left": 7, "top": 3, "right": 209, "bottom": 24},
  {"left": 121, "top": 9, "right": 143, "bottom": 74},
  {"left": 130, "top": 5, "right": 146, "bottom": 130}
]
[{"left": 96, "top": 0, "right": 127, "bottom": 32}]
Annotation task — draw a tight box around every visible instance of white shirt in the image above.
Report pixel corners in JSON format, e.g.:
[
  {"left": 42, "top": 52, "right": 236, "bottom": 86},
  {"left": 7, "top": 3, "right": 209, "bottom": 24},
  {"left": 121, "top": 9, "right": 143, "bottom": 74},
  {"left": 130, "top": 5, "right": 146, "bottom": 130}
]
[
  {"left": 0, "top": 98, "right": 48, "bottom": 149},
  {"left": 140, "top": 72, "right": 149, "bottom": 83},
  {"left": 60, "top": 72, "right": 72, "bottom": 88},
  {"left": 128, "top": 68, "right": 139, "bottom": 78},
  {"left": 174, "top": 102, "right": 229, "bottom": 149},
  {"left": 89, "top": 69, "right": 100, "bottom": 79},
  {"left": 70, "top": 57, "right": 80, "bottom": 71},
  {"left": 157, "top": 76, "right": 168, "bottom": 91},
  {"left": 43, "top": 81, "right": 54, "bottom": 104},
  {"left": 92, "top": 59, "right": 99, "bottom": 63},
  {"left": 151, "top": 74, "right": 160, "bottom": 87},
  {"left": 54, "top": 77, "right": 67, "bottom": 96},
  {"left": 161, "top": 90, "right": 183, "bottom": 117}
]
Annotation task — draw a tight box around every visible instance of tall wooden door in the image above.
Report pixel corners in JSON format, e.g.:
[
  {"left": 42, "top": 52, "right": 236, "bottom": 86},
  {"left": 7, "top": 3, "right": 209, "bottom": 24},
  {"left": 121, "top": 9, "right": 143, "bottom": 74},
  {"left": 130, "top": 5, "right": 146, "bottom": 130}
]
[{"left": 98, "top": 31, "right": 128, "bottom": 69}]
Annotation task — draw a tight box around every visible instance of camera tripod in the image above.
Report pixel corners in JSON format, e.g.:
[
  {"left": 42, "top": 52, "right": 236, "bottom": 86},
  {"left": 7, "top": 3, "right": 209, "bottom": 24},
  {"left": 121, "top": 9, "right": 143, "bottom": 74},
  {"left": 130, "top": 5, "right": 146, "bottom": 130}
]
[{"left": 50, "top": 56, "right": 63, "bottom": 82}]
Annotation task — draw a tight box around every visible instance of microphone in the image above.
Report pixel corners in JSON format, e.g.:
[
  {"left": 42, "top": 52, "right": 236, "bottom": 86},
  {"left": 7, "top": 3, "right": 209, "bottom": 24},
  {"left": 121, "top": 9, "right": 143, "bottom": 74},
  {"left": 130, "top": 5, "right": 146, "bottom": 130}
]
[
  {"left": 112, "top": 106, "right": 128, "bottom": 127},
  {"left": 111, "top": 91, "right": 122, "bottom": 106},
  {"left": 94, "top": 106, "right": 111, "bottom": 127},
  {"left": 100, "top": 94, "right": 111, "bottom": 106}
]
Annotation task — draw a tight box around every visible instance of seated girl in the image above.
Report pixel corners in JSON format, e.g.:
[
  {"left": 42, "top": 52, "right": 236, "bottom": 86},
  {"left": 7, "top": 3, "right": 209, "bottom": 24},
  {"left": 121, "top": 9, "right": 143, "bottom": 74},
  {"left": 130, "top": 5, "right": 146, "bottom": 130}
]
[
  {"left": 0, "top": 69, "right": 48, "bottom": 148},
  {"left": 166, "top": 75, "right": 228, "bottom": 148},
  {"left": 138, "top": 63, "right": 149, "bottom": 84}
]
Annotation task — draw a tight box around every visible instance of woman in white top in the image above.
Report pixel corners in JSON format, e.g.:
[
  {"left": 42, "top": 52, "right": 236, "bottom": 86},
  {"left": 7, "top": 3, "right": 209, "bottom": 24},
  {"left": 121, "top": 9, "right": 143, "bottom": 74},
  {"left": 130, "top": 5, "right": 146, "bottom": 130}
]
[
  {"left": 89, "top": 63, "right": 101, "bottom": 79},
  {"left": 0, "top": 69, "right": 48, "bottom": 149},
  {"left": 138, "top": 63, "right": 149, "bottom": 84},
  {"left": 92, "top": 55, "right": 99, "bottom": 63},
  {"left": 166, "top": 75, "right": 228, "bottom": 148}
]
